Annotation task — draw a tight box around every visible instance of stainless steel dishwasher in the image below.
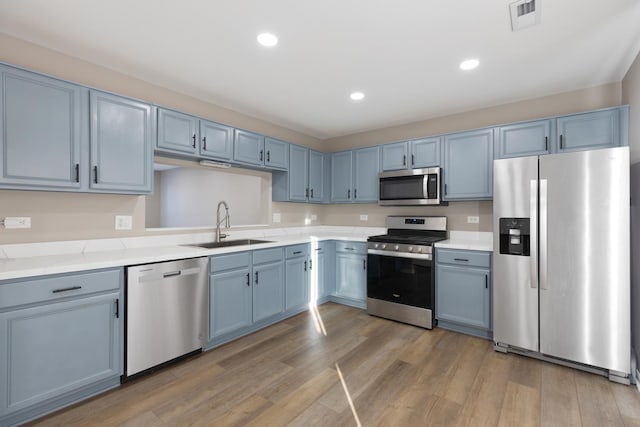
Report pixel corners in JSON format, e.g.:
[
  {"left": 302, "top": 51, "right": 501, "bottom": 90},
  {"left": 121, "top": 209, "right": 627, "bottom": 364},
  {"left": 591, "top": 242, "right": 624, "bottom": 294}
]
[{"left": 125, "top": 257, "right": 208, "bottom": 379}]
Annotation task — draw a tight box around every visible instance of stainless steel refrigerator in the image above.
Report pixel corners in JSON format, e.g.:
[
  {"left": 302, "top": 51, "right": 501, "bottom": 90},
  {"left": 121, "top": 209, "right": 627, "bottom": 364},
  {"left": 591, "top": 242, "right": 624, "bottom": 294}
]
[{"left": 493, "top": 146, "right": 630, "bottom": 383}]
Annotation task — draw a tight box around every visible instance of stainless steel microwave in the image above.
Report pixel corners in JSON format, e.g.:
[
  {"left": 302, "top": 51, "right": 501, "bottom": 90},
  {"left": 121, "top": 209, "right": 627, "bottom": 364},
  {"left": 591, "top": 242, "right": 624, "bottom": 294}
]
[{"left": 378, "top": 167, "right": 444, "bottom": 206}]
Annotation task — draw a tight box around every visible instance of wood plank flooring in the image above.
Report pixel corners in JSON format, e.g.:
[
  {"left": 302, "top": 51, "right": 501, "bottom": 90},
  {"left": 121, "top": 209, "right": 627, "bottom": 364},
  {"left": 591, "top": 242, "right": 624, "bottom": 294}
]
[{"left": 28, "top": 302, "right": 640, "bottom": 427}]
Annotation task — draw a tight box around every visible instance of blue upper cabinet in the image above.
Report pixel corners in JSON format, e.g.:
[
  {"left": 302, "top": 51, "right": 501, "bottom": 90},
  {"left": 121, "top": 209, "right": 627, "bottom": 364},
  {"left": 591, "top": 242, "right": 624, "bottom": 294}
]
[
  {"left": 442, "top": 128, "right": 494, "bottom": 200},
  {"left": 157, "top": 108, "right": 198, "bottom": 155},
  {"left": 0, "top": 66, "right": 82, "bottom": 189},
  {"left": 331, "top": 150, "right": 353, "bottom": 202},
  {"left": 381, "top": 137, "right": 440, "bottom": 171},
  {"left": 496, "top": 119, "right": 551, "bottom": 159},
  {"left": 199, "top": 119, "right": 233, "bottom": 161},
  {"left": 288, "top": 144, "right": 309, "bottom": 201},
  {"left": 410, "top": 137, "right": 440, "bottom": 168},
  {"left": 89, "top": 91, "right": 153, "bottom": 193},
  {"left": 264, "top": 137, "right": 289, "bottom": 170},
  {"left": 233, "top": 129, "right": 265, "bottom": 166},
  {"left": 353, "top": 146, "right": 380, "bottom": 202},
  {"left": 308, "top": 150, "right": 326, "bottom": 202},
  {"left": 556, "top": 108, "right": 621, "bottom": 152},
  {"left": 381, "top": 141, "right": 408, "bottom": 171},
  {"left": 331, "top": 147, "right": 380, "bottom": 203}
]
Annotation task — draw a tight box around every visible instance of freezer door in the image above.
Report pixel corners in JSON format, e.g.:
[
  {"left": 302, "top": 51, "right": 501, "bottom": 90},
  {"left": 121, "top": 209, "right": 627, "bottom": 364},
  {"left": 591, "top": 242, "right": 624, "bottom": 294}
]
[
  {"left": 493, "top": 156, "right": 539, "bottom": 351},
  {"left": 539, "top": 147, "right": 630, "bottom": 374}
]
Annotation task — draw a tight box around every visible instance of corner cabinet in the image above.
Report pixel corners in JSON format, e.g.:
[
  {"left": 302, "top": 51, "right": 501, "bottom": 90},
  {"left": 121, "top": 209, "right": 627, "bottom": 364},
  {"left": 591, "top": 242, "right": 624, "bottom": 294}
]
[
  {"left": 0, "top": 65, "right": 83, "bottom": 190},
  {"left": 273, "top": 145, "right": 326, "bottom": 203},
  {"left": 89, "top": 91, "right": 153, "bottom": 193},
  {"left": 435, "top": 248, "right": 492, "bottom": 339},
  {"left": 0, "top": 269, "right": 123, "bottom": 427},
  {"left": 330, "top": 146, "right": 380, "bottom": 203},
  {"left": 442, "top": 128, "right": 493, "bottom": 200}
]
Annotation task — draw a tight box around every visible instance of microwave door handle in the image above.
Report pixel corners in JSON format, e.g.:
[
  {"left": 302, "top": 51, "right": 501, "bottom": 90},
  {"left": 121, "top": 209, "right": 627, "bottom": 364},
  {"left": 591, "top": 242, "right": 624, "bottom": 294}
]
[{"left": 423, "top": 175, "right": 429, "bottom": 199}]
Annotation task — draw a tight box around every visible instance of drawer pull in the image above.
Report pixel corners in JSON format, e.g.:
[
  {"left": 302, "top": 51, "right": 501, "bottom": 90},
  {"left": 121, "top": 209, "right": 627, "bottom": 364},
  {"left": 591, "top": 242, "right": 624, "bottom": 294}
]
[
  {"left": 52, "top": 286, "right": 82, "bottom": 294},
  {"left": 453, "top": 258, "right": 469, "bottom": 262},
  {"left": 344, "top": 247, "right": 355, "bottom": 251},
  {"left": 293, "top": 251, "right": 302, "bottom": 255}
]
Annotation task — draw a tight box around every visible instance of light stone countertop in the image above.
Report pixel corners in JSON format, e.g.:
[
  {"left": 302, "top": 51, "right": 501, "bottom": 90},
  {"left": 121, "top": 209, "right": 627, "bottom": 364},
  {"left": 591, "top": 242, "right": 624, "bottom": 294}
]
[
  {"left": 434, "top": 231, "right": 493, "bottom": 252},
  {"left": 0, "top": 227, "right": 494, "bottom": 281}
]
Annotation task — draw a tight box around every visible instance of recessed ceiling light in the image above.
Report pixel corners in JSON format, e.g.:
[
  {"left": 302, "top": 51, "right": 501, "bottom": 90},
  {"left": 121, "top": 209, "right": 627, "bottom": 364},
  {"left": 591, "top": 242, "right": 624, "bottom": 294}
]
[
  {"left": 459, "top": 59, "right": 480, "bottom": 70},
  {"left": 257, "top": 33, "right": 278, "bottom": 47},
  {"left": 350, "top": 92, "right": 365, "bottom": 101}
]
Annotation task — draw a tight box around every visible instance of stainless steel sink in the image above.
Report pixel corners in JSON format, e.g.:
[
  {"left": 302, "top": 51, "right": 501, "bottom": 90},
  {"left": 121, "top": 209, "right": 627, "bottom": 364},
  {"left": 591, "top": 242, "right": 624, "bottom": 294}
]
[{"left": 185, "top": 239, "right": 272, "bottom": 249}]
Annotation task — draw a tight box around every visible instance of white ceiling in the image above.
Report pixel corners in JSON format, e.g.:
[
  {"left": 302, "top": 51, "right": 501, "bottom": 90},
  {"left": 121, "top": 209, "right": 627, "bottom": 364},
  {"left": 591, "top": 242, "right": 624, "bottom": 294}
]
[{"left": 1, "top": 0, "right": 639, "bottom": 139}]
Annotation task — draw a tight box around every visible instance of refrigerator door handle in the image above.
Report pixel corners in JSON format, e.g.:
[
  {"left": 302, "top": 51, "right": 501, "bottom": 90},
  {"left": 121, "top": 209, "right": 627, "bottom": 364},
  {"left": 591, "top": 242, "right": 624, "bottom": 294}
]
[
  {"left": 539, "top": 179, "right": 548, "bottom": 290},
  {"left": 530, "top": 179, "right": 538, "bottom": 289}
]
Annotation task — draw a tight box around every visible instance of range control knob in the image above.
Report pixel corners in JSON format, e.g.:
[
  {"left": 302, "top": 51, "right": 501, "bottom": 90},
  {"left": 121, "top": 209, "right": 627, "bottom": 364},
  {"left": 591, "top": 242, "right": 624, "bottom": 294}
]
[
  {"left": 381, "top": 244, "right": 387, "bottom": 250},
  {"left": 416, "top": 247, "right": 422, "bottom": 253},
  {"left": 394, "top": 245, "right": 400, "bottom": 251},
  {"left": 407, "top": 246, "right": 413, "bottom": 252},
  {"left": 374, "top": 243, "right": 379, "bottom": 249}
]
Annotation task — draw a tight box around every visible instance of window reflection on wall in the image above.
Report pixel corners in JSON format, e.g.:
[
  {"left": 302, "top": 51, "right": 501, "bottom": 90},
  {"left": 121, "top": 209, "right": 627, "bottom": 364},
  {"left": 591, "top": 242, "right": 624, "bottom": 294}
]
[{"left": 145, "top": 162, "right": 270, "bottom": 229}]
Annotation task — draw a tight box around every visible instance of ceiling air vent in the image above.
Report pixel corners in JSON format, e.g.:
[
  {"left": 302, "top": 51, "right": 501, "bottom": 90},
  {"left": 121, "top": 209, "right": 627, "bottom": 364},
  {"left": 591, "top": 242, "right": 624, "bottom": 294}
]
[{"left": 510, "top": 0, "right": 540, "bottom": 32}]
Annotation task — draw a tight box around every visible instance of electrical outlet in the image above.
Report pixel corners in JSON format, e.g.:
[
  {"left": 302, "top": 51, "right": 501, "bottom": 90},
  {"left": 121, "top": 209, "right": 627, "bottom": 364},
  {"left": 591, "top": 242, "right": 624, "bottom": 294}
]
[
  {"left": 311, "top": 214, "right": 317, "bottom": 221},
  {"left": 360, "top": 214, "right": 369, "bottom": 221},
  {"left": 467, "top": 216, "right": 480, "bottom": 224},
  {"left": 3, "top": 217, "right": 31, "bottom": 229},
  {"left": 115, "top": 215, "right": 132, "bottom": 230},
  {"left": 272, "top": 213, "right": 281, "bottom": 223}
]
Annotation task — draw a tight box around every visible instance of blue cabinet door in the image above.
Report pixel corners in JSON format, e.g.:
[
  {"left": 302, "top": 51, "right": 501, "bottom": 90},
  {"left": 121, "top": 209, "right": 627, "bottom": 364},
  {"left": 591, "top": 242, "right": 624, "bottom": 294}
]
[
  {"left": 497, "top": 120, "right": 551, "bottom": 159},
  {"left": 436, "top": 264, "right": 491, "bottom": 330},
  {"left": 331, "top": 151, "right": 353, "bottom": 202},
  {"left": 557, "top": 109, "right": 620, "bottom": 152},
  {"left": 0, "top": 66, "right": 82, "bottom": 189},
  {"left": 353, "top": 146, "right": 380, "bottom": 202},
  {"left": 309, "top": 241, "right": 334, "bottom": 302},
  {"left": 89, "top": 91, "right": 153, "bottom": 193},
  {"left": 442, "top": 128, "right": 494, "bottom": 200},
  {"left": 381, "top": 142, "right": 408, "bottom": 171},
  {"left": 233, "top": 129, "right": 265, "bottom": 166},
  {"left": 264, "top": 138, "right": 289, "bottom": 170},
  {"left": 209, "top": 268, "right": 252, "bottom": 339},
  {"left": 308, "top": 150, "right": 325, "bottom": 202},
  {"left": 288, "top": 145, "right": 309, "bottom": 201},
  {"left": 285, "top": 256, "right": 309, "bottom": 310},
  {"left": 253, "top": 261, "right": 285, "bottom": 323},
  {"left": 335, "top": 253, "right": 366, "bottom": 302},
  {"left": 410, "top": 137, "right": 440, "bottom": 168},
  {"left": 0, "top": 292, "right": 120, "bottom": 417},
  {"left": 157, "top": 108, "right": 198, "bottom": 155},
  {"left": 199, "top": 119, "right": 233, "bottom": 160}
]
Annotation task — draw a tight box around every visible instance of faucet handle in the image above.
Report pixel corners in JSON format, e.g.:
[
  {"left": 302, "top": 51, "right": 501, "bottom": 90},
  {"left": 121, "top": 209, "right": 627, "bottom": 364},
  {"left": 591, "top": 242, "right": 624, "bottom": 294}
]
[{"left": 219, "top": 233, "right": 228, "bottom": 240}]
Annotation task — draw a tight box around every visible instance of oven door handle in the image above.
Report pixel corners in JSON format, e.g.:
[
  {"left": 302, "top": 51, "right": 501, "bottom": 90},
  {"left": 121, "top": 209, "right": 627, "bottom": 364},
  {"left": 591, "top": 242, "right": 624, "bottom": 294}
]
[{"left": 367, "top": 249, "right": 432, "bottom": 261}]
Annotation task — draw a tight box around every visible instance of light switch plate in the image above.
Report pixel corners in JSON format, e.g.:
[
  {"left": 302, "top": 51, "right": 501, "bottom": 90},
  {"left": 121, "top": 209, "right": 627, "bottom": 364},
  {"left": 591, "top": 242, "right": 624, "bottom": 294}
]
[
  {"left": 115, "top": 215, "right": 133, "bottom": 230},
  {"left": 360, "top": 214, "right": 369, "bottom": 221},
  {"left": 467, "top": 216, "right": 480, "bottom": 224},
  {"left": 273, "top": 213, "right": 281, "bottom": 223},
  {"left": 311, "top": 214, "right": 317, "bottom": 221}
]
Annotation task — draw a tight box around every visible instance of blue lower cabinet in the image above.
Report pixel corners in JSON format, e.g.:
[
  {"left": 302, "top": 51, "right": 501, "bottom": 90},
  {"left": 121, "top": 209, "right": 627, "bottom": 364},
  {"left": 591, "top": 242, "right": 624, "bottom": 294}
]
[
  {"left": 209, "top": 267, "right": 252, "bottom": 339},
  {"left": 435, "top": 248, "right": 492, "bottom": 339},
  {"left": 252, "top": 252, "right": 285, "bottom": 323},
  {"left": 285, "top": 244, "right": 310, "bottom": 311},
  {"left": 332, "top": 241, "right": 367, "bottom": 308},
  {"left": 0, "top": 269, "right": 122, "bottom": 426}
]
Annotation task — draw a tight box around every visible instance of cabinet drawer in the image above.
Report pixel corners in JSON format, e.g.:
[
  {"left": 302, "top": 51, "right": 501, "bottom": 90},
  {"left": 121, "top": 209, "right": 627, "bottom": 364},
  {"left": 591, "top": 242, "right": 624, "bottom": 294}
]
[
  {"left": 253, "top": 247, "right": 283, "bottom": 265},
  {"left": 0, "top": 269, "right": 121, "bottom": 310},
  {"left": 437, "top": 249, "right": 491, "bottom": 268},
  {"left": 335, "top": 241, "right": 367, "bottom": 254},
  {"left": 210, "top": 252, "right": 250, "bottom": 273},
  {"left": 285, "top": 244, "right": 308, "bottom": 258}
]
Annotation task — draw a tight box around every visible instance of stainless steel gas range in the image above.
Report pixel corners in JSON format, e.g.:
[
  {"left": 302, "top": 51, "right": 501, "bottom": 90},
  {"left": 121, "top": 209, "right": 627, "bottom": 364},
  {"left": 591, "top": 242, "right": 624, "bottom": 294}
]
[{"left": 366, "top": 216, "right": 447, "bottom": 329}]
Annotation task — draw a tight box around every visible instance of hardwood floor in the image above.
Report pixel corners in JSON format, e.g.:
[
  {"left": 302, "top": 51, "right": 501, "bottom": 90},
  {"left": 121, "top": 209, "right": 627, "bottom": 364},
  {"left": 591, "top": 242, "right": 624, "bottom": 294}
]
[{"left": 28, "top": 302, "right": 640, "bottom": 427}]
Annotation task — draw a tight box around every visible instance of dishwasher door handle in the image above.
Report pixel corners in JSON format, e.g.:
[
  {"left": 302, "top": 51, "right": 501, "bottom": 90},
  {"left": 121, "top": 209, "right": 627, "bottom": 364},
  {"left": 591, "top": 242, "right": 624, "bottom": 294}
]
[{"left": 163, "top": 271, "right": 181, "bottom": 278}]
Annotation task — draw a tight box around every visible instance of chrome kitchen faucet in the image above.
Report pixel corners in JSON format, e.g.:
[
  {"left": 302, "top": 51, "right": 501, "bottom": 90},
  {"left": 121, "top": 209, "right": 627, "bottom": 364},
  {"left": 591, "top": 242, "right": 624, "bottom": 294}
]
[{"left": 216, "top": 200, "right": 230, "bottom": 242}]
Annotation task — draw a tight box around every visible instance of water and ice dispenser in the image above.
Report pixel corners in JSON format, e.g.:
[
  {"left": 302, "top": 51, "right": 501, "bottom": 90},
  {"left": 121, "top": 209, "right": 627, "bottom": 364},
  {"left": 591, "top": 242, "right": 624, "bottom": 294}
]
[{"left": 499, "top": 218, "right": 530, "bottom": 256}]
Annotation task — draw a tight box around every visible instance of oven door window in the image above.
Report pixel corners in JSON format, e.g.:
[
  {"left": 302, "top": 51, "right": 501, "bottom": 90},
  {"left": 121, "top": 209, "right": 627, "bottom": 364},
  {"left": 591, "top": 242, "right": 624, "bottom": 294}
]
[{"left": 367, "top": 254, "right": 432, "bottom": 309}]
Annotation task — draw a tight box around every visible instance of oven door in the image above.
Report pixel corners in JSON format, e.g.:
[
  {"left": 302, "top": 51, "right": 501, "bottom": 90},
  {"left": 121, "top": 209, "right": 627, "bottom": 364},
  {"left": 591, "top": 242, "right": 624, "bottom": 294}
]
[{"left": 366, "top": 251, "right": 434, "bottom": 310}]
